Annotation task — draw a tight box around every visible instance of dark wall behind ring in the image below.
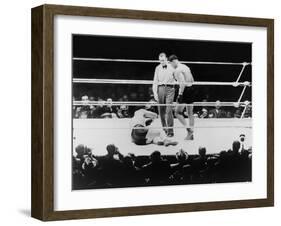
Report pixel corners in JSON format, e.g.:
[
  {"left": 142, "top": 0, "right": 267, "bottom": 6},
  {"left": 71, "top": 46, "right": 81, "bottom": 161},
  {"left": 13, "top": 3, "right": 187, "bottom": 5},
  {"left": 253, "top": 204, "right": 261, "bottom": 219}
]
[{"left": 72, "top": 34, "right": 252, "bottom": 102}]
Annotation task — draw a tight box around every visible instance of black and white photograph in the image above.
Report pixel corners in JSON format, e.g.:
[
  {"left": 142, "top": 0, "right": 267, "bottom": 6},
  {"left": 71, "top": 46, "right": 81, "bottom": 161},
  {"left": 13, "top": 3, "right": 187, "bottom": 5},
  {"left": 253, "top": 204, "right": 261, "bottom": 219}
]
[{"left": 71, "top": 34, "right": 252, "bottom": 190}]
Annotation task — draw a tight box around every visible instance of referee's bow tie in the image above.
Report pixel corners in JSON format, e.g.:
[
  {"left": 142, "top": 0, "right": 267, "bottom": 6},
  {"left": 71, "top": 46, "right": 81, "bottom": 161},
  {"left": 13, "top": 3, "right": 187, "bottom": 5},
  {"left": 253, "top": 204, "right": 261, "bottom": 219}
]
[{"left": 162, "top": 65, "right": 167, "bottom": 69}]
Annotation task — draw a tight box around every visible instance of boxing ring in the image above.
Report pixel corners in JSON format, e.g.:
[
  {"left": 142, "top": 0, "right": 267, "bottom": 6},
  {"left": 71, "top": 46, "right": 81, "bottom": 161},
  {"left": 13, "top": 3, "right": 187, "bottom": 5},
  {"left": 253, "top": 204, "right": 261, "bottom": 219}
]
[
  {"left": 73, "top": 118, "right": 251, "bottom": 156},
  {"left": 72, "top": 58, "right": 252, "bottom": 156}
]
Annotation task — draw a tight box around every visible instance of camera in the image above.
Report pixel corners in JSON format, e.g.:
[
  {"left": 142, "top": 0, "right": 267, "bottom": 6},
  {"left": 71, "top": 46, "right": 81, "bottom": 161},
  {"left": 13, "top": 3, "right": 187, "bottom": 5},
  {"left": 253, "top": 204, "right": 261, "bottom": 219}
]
[{"left": 239, "top": 134, "right": 245, "bottom": 142}]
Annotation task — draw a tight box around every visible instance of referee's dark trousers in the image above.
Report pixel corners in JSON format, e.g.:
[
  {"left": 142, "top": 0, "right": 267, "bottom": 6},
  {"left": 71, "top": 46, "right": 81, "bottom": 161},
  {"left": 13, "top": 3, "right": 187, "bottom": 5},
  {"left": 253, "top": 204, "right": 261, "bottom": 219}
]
[{"left": 157, "top": 85, "right": 175, "bottom": 135}]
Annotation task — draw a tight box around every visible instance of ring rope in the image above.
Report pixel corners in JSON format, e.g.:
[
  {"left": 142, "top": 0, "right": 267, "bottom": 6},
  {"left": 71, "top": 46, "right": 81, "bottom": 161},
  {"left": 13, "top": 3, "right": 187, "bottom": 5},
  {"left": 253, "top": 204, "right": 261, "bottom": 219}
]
[
  {"left": 74, "top": 125, "right": 252, "bottom": 130},
  {"left": 240, "top": 104, "right": 249, "bottom": 119},
  {"left": 237, "top": 86, "right": 247, "bottom": 103},
  {"left": 72, "top": 78, "right": 251, "bottom": 87},
  {"left": 235, "top": 64, "right": 247, "bottom": 83},
  {"left": 73, "top": 101, "right": 251, "bottom": 107},
  {"left": 73, "top": 58, "right": 251, "bottom": 118},
  {"left": 73, "top": 57, "right": 251, "bottom": 66}
]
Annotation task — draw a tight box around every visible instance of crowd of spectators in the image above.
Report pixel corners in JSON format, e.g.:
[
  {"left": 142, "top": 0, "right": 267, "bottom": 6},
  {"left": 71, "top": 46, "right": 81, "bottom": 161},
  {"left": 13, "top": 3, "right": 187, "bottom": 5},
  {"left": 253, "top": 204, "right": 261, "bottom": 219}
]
[
  {"left": 72, "top": 140, "right": 252, "bottom": 189},
  {"left": 72, "top": 93, "right": 252, "bottom": 119}
]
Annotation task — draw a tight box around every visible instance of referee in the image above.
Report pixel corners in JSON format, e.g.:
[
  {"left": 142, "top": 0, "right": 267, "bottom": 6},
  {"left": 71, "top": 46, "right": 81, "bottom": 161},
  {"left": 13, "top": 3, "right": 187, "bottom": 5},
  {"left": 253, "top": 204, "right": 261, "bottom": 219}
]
[{"left": 152, "top": 52, "right": 176, "bottom": 137}]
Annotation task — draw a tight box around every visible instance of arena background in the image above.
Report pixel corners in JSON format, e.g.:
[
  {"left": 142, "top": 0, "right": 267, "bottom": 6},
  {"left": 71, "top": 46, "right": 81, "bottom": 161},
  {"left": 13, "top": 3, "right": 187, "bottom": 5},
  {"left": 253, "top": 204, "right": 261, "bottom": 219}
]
[{"left": 72, "top": 35, "right": 252, "bottom": 105}]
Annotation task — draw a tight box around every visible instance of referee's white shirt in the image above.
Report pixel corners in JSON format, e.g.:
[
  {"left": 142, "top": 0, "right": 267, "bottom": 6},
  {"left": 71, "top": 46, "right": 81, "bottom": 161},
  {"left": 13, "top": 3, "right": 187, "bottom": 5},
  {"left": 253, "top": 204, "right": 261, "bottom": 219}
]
[{"left": 152, "top": 64, "right": 175, "bottom": 98}]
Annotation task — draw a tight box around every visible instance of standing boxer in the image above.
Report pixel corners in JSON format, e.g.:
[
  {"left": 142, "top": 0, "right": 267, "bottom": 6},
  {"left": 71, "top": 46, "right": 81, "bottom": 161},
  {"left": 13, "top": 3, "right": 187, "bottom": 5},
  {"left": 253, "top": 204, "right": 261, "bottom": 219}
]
[
  {"left": 152, "top": 53, "right": 176, "bottom": 137},
  {"left": 169, "top": 55, "right": 195, "bottom": 140}
]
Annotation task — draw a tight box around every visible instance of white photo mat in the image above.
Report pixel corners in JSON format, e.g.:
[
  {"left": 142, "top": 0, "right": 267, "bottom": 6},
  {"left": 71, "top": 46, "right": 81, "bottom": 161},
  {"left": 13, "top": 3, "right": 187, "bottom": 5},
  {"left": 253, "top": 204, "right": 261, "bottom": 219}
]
[{"left": 54, "top": 15, "right": 267, "bottom": 211}]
